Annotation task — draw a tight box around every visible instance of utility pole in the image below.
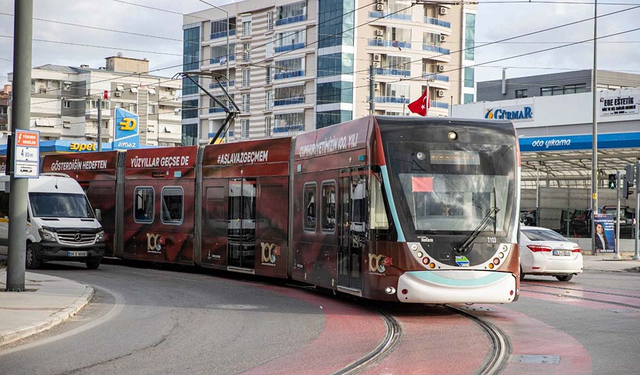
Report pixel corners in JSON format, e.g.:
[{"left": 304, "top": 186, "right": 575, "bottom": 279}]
[
  {"left": 614, "top": 170, "right": 621, "bottom": 260},
  {"left": 591, "top": 0, "right": 599, "bottom": 255},
  {"left": 369, "top": 65, "right": 375, "bottom": 115},
  {"left": 6, "top": 0, "right": 33, "bottom": 292},
  {"left": 97, "top": 97, "right": 102, "bottom": 151},
  {"left": 634, "top": 161, "right": 639, "bottom": 260}
]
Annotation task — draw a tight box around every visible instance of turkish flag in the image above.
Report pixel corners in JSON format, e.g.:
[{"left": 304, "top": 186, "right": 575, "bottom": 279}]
[{"left": 408, "top": 89, "right": 430, "bottom": 116}]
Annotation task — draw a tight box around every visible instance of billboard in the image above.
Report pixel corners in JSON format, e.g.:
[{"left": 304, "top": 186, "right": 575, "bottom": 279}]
[
  {"left": 599, "top": 93, "right": 638, "bottom": 117},
  {"left": 113, "top": 108, "right": 139, "bottom": 150},
  {"left": 593, "top": 214, "right": 615, "bottom": 254}
]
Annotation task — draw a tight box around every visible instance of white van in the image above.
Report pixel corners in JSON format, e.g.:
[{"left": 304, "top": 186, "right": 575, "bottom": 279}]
[{"left": 0, "top": 173, "right": 106, "bottom": 269}]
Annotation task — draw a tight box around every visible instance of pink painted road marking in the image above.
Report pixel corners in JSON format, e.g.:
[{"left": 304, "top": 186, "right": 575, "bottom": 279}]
[
  {"left": 362, "top": 306, "right": 489, "bottom": 375},
  {"left": 242, "top": 286, "right": 387, "bottom": 375}
]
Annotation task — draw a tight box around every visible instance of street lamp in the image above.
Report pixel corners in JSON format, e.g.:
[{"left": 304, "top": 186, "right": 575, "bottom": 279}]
[{"left": 199, "top": 0, "right": 230, "bottom": 141}]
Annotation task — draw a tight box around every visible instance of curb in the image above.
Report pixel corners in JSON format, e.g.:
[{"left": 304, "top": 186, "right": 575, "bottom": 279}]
[{"left": 0, "top": 285, "right": 94, "bottom": 348}]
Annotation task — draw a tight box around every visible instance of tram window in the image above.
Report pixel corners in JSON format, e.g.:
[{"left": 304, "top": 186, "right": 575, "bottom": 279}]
[
  {"left": 161, "top": 186, "right": 184, "bottom": 225},
  {"left": 369, "top": 173, "right": 389, "bottom": 230},
  {"left": 303, "top": 183, "right": 317, "bottom": 232},
  {"left": 321, "top": 181, "right": 336, "bottom": 233},
  {"left": 134, "top": 187, "right": 154, "bottom": 224}
]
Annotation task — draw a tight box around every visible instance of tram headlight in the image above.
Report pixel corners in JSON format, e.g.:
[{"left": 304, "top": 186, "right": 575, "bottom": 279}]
[
  {"left": 410, "top": 244, "right": 418, "bottom": 251},
  {"left": 448, "top": 131, "right": 458, "bottom": 141},
  {"left": 498, "top": 252, "right": 505, "bottom": 259},
  {"left": 416, "top": 251, "right": 423, "bottom": 258}
]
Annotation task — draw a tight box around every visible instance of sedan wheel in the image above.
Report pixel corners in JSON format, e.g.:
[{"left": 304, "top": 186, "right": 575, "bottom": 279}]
[
  {"left": 556, "top": 274, "right": 573, "bottom": 282},
  {"left": 519, "top": 266, "right": 525, "bottom": 281}
]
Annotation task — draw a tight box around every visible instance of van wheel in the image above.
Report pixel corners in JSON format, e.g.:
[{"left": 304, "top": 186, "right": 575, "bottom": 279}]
[
  {"left": 26, "top": 243, "right": 41, "bottom": 269},
  {"left": 86, "top": 258, "right": 101, "bottom": 270},
  {"left": 556, "top": 274, "right": 573, "bottom": 282}
]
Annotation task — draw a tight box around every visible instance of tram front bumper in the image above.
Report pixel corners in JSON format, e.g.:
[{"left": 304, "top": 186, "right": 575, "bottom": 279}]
[{"left": 396, "top": 270, "right": 517, "bottom": 304}]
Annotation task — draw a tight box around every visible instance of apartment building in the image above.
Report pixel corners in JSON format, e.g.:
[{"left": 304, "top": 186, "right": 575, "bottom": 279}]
[
  {"left": 7, "top": 55, "right": 182, "bottom": 149},
  {"left": 0, "top": 84, "right": 9, "bottom": 133},
  {"left": 183, "top": 0, "right": 476, "bottom": 144}
]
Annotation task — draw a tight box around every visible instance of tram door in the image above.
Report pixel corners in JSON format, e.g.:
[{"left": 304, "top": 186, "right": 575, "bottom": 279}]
[
  {"left": 227, "top": 178, "right": 257, "bottom": 269},
  {"left": 338, "top": 169, "right": 367, "bottom": 291}
]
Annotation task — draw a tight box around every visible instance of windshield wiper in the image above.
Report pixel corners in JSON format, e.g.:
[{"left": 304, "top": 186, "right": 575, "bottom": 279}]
[{"left": 457, "top": 188, "right": 500, "bottom": 254}]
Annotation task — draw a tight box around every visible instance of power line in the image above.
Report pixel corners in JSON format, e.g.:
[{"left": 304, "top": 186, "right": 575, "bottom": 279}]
[
  {"left": 0, "top": 35, "right": 183, "bottom": 57},
  {"left": 0, "top": 11, "right": 182, "bottom": 42},
  {"left": 110, "top": 0, "right": 206, "bottom": 18}
]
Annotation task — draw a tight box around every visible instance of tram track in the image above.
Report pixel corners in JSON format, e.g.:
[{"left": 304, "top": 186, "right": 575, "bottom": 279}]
[
  {"left": 520, "top": 287, "right": 640, "bottom": 310},
  {"left": 332, "top": 310, "right": 402, "bottom": 375},
  {"left": 447, "top": 306, "right": 512, "bottom": 375},
  {"left": 522, "top": 282, "right": 640, "bottom": 300}
]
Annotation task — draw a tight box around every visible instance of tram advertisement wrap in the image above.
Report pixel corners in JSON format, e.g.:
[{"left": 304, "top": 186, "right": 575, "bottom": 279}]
[{"left": 594, "top": 214, "right": 615, "bottom": 253}]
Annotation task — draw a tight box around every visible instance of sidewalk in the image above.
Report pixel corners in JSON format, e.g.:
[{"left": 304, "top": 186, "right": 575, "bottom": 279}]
[
  {"left": 0, "top": 268, "right": 94, "bottom": 347},
  {"left": 582, "top": 254, "right": 640, "bottom": 273}
]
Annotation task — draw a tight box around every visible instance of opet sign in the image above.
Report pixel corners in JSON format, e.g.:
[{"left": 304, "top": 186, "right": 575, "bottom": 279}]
[
  {"left": 69, "top": 142, "right": 97, "bottom": 152},
  {"left": 113, "top": 108, "right": 139, "bottom": 150}
]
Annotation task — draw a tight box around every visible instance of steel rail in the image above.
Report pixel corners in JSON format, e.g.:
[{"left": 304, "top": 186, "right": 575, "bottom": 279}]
[
  {"left": 447, "top": 306, "right": 512, "bottom": 375},
  {"left": 332, "top": 310, "right": 402, "bottom": 375}
]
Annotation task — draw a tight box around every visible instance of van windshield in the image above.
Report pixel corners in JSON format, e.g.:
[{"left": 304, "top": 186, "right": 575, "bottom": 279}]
[{"left": 29, "top": 193, "right": 95, "bottom": 219}]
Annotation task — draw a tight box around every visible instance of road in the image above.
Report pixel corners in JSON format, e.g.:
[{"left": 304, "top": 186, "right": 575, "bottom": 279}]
[{"left": 1, "top": 263, "right": 639, "bottom": 375}]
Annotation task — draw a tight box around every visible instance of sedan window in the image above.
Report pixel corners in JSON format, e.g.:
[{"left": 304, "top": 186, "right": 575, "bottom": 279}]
[{"left": 522, "top": 229, "right": 567, "bottom": 242}]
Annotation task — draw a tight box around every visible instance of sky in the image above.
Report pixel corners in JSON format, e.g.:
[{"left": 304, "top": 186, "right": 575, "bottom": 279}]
[{"left": 1, "top": 0, "right": 639, "bottom": 89}]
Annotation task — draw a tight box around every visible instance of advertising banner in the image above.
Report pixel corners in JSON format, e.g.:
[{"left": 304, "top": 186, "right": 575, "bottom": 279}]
[
  {"left": 599, "top": 92, "right": 638, "bottom": 117},
  {"left": 593, "top": 214, "right": 615, "bottom": 253},
  {"left": 14, "top": 129, "right": 40, "bottom": 179},
  {"left": 484, "top": 104, "right": 534, "bottom": 122},
  {"left": 113, "top": 108, "right": 139, "bottom": 150}
]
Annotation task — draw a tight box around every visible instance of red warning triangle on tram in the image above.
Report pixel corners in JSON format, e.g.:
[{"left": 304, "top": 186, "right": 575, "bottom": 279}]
[{"left": 411, "top": 176, "right": 433, "bottom": 192}]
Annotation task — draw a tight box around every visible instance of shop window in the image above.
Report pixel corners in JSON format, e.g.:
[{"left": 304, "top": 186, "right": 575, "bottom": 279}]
[{"left": 134, "top": 187, "right": 154, "bottom": 223}]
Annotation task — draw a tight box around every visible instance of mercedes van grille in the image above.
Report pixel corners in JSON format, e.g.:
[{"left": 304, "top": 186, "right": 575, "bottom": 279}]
[{"left": 57, "top": 232, "right": 96, "bottom": 245}]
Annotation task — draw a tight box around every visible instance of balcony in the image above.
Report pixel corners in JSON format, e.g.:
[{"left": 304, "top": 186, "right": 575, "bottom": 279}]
[
  {"left": 210, "top": 55, "right": 235, "bottom": 65},
  {"left": 368, "top": 39, "right": 411, "bottom": 49},
  {"left": 423, "top": 44, "right": 450, "bottom": 54},
  {"left": 210, "top": 29, "right": 236, "bottom": 40},
  {"left": 274, "top": 43, "right": 305, "bottom": 53},
  {"left": 422, "top": 73, "right": 449, "bottom": 82},
  {"left": 274, "top": 97, "right": 305, "bottom": 106},
  {"left": 374, "top": 96, "right": 409, "bottom": 104},
  {"left": 208, "top": 130, "right": 234, "bottom": 138},
  {"left": 430, "top": 101, "right": 449, "bottom": 109},
  {"left": 275, "top": 14, "right": 306, "bottom": 26},
  {"left": 273, "top": 124, "right": 304, "bottom": 133},
  {"left": 209, "top": 80, "right": 235, "bottom": 89},
  {"left": 369, "top": 11, "right": 412, "bottom": 22},
  {"left": 274, "top": 70, "right": 305, "bottom": 80},
  {"left": 424, "top": 17, "right": 451, "bottom": 28},
  {"left": 209, "top": 107, "right": 226, "bottom": 113},
  {"left": 375, "top": 68, "right": 410, "bottom": 77}
]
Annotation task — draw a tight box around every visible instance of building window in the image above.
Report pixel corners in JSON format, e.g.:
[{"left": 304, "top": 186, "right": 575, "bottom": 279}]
[
  {"left": 541, "top": 87, "right": 553, "bottom": 96},
  {"left": 183, "top": 26, "right": 200, "bottom": 71},
  {"left": 463, "top": 93, "right": 474, "bottom": 104},
  {"left": 274, "top": 57, "right": 304, "bottom": 79},
  {"left": 241, "top": 119, "right": 250, "bottom": 139},
  {"left": 182, "top": 77, "right": 198, "bottom": 96},
  {"left": 211, "top": 43, "right": 236, "bottom": 64},
  {"left": 242, "top": 42, "right": 251, "bottom": 62},
  {"left": 148, "top": 104, "right": 157, "bottom": 115},
  {"left": 265, "top": 117, "right": 272, "bottom": 137},
  {"left": 316, "top": 110, "right": 352, "bottom": 128},
  {"left": 63, "top": 100, "right": 71, "bottom": 109},
  {"left": 265, "top": 90, "right": 273, "bottom": 110},
  {"left": 242, "top": 68, "right": 250, "bottom": 87},
  {"left": 321, "top": 181, "right": 336, "bottom": 233},
  {"left": 161, "top": 186, "right": 184, "bottom": 225},
  {"left": 274, "top": 112, "right": 304, "bottom": 133},
  {"left": 464, "top": 13, "right": 476, "bottom": 61},
  {"left": 242, "top": 94, "right": 250, "bottom": 112},
  {"left": 386, "top": 83, "right": 410, "bottom": 99},
  {"left": 182, "top": 124, "right": 197, "bottom": 146},
  {"left": 274, "top": 29, "right": 306, "bottom": 52},
  {"left": 464, "top": 67, "right": 474, "bottom": 88},
  {"left": 128, "top": 103, "right": 138, "bottom": 113},
  {"left": 266, "top": 65, "right": 273, "bottom": 85},
  {"left": 242, "top": 20, "right": 252, "bottom": 36},
  {"left": 563, "top": 84, "right": 586, "bottom": 94},
  {"left": 182, "top": 99, "right": 199, "bottom": 119},
  {"left": 267, "top": 11, "right": 275, "bottom": 31},
  {"left": 515, "top": 89, "right": 528, "bottom": 98},
  {"left": 317, "top": 81, "right": 353, "bottom": 105},
  {"left": 303, "top": 183, "right": 317, "bottom": 232},
  {"left": 318, "top": 0, "right": 355, "bottom": 48},
  {"left": 211, "top": 17, "right": 236, "bottom": 38},
  {"left": 274, "top": 85, "right": 305, "bottom": 106},
  {"left": 317, "top": 53, "right": 353, "bottom": 77},
  {"left": 134, "top": 187, "right": 154, "bottom": 223}
]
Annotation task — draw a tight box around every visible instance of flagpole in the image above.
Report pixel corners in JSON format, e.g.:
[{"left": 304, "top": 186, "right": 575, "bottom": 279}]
[{"left": 425, "top": 81, "right": 430, "bottom": 117}]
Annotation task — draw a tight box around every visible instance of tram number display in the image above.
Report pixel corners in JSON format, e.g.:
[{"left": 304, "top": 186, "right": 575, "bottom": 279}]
[{"left": 429, "top": 150, "right": 480, "bottom": 165}]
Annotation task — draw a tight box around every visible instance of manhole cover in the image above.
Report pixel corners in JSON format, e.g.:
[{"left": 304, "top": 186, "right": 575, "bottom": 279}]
[{"left": 510, "top": 354, "right": 560, "bottom": 364}]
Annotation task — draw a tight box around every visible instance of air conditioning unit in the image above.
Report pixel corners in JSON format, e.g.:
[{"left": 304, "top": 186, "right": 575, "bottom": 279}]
[
  {"left": 439, "top": 34, "right": 447, "bottom": 42},
  {"left": 372, "top": 61, "right": 380, "bottom": 68},
  {"left": 439, "top": 7, "right": 448, "bottom": 15},
  {"left": 114, "top": 91, "right": 122, "bottom": 97},
  {"left": 375, "top": 4, "right": 384, "bottom": 11},
  {"left": 437, "top": 64, "right": 445, "bottom": 72},
  {"left": 375, "top": 36, "right": 383, "bottom": 43},
  {"left": 375, "top": 29, "right": 384, "bottom": 37},
  {"left": 373, "top": 54, "right": 381, "bottom": 62},
  {"left": 437, "top": 90, "right": 445, "bottom": 97}
]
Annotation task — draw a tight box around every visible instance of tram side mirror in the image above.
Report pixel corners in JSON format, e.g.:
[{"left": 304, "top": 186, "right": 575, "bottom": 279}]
[{"left": 95, "top": 209, "right": 102, "bottom": 222}]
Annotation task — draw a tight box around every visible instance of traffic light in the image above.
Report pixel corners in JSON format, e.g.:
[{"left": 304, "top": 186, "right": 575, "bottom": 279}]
[
  {"left": 608, "top": 174, "right": 617, "bottom": 189},
  {"left": 623, "top": 164, "right": 635, "bottom": 199}
]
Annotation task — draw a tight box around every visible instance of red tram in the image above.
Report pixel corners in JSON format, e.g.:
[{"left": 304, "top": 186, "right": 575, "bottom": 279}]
[{"left": 42, "top": 116, "right": 521, "bottom": 304}]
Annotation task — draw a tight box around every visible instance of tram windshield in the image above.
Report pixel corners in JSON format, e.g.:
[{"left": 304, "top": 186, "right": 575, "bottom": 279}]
[{"left": 387, "top": 142, "right": 515, "bottom": 236}]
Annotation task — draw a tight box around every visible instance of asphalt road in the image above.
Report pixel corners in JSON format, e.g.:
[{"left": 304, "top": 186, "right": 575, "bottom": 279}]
[{"left": 1, "top": 263, "right": 639, "bottom": 375}]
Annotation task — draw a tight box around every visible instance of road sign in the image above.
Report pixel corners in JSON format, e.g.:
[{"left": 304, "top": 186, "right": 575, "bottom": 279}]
[{"left": 14, "top": 129, "right": 39, "bottom": 179}]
